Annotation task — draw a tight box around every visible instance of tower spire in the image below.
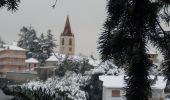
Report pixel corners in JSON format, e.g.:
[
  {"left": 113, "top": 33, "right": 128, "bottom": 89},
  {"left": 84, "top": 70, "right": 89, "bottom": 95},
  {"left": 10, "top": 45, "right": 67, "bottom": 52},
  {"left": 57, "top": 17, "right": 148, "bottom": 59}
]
[
  {"left": 61, "top": 15, "right": 74, "bottom": 36},
  {"left": 60, "top": 15, "right": 75, "bottom": 55}
]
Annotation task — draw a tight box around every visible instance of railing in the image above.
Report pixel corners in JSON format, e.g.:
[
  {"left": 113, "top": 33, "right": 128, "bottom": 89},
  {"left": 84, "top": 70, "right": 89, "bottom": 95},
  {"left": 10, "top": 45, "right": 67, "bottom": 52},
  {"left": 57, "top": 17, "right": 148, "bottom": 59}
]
[
  {"left": 0, "top": 62, "right": 25, "bottom": 65},
  {"left": 0, "top": 54, "right": 26, "bottom": 59}
]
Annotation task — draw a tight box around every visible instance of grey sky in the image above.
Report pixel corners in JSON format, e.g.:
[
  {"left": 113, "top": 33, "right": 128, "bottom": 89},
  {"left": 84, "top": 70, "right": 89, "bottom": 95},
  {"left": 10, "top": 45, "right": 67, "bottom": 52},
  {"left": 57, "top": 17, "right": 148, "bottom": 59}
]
[
  {"left": 0, "top": 0, "right": 169, "bottom": 59},
  {"left": 0, "top": 0, "right": 107, "bottom": 58}
]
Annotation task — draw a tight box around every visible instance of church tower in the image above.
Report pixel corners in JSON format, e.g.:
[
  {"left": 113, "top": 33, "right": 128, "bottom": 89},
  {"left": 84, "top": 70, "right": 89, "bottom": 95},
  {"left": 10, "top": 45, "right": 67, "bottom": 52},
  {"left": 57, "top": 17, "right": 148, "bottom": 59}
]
[{"left": 60, "top": 16, "right": 75, "bottom": 55}]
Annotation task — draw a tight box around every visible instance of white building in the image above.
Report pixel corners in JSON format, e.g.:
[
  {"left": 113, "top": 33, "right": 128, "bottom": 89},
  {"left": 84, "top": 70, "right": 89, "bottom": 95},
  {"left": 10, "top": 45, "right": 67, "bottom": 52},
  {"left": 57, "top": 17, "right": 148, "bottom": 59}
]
[
  {"left": 25, "top": 58, "right": 39, "bottom": 71},
  {"left": 99, "top": 75, "right": 167, "bottom": 100},
  {"left": 45, "top": 54, "right": 59, "bottom": 66}
]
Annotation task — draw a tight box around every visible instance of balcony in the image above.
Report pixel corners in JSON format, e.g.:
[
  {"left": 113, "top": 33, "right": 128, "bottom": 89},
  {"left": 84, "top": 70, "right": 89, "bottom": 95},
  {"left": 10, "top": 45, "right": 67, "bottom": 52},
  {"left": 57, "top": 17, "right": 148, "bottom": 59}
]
[
  {"left": 0, "top": 54, "right": 26, "bottom": 59},
  {"left": 0, "top": 62, "right": 25, "bottom": 65}
]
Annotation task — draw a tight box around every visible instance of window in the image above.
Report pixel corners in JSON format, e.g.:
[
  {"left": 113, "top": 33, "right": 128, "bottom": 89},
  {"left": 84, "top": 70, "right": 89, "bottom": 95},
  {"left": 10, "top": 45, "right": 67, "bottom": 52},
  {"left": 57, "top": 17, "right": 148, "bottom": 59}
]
[
  {"left": 62, "top": 38, "right": 64, "bottom": 45},
  {"left": 34, "top": 64, "right": 36, "bottom": 67},
  {"left": 28, "top": 63, "right": 31, "bottom": 69},
  {"left": 18, "top": 66, "right": 21, "bottom": 70},
  {"left": 69, "top": 38, "right": 72, "bottom": 45},
  {"left": 112, "top": 90, "right": 120, "bottom": 97},
  {"left": 69, "top": 48, "right": 72, "bottom": 52}
]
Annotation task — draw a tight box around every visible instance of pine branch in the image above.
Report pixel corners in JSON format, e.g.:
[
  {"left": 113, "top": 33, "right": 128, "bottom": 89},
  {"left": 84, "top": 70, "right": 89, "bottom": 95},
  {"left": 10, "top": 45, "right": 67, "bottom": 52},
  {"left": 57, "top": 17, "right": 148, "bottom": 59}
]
[
  {"left": 155, "top": 18, "right": 167, "bottom": 35},
  {"left": 52, "top": 0, "right": 58, "bottom": 8}
]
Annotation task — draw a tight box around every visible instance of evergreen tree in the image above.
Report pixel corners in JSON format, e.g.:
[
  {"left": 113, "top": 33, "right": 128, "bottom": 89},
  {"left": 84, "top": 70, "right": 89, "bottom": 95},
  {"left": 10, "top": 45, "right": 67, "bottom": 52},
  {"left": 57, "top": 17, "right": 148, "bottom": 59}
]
[
  {"left": 18, "top": 26, "right": 39, "bottom": 58},
  {"left": 37, "top": 30, "right": 56, "bottom": 65},
  {"left": 45, "top": 30, "right": 56, "bottom": 58},
  {"left": 0, "top": 0, "right": 20, "bottom": 11},
  {"left": 38, "top": 33, "right": 48, "bottom": 66},
  {"left": 98, "top": 0, "right": 170, "bottom": 100},
  {"left": 18, "top": 27, "right": 56, "bottom": 64},
  {"left": 83, "top": 73, "right": 103, "bottom": 100}
]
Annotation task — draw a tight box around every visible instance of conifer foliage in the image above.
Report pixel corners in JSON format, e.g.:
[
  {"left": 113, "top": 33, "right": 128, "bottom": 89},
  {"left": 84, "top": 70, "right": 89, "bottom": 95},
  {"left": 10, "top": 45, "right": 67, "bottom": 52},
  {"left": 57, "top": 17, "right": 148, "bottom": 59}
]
[
  {"left": 0, "top": 0, "right": 20, "bottom": 11},
  {"left": 18, "top": 26, "right": 39, "bottom": 59},
  {"left": 17, "top": 26, "right": 56, "bottom": 65},
  {"left": 98, "top": 0, "right": 170, "bottom": 100}
]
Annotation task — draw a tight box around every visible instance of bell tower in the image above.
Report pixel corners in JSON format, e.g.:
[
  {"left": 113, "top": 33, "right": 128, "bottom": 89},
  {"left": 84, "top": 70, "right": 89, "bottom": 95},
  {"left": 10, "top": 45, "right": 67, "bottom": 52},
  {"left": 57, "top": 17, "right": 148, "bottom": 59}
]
[{"left": 60, "top": 16, "right": 75, "bottom": 55}]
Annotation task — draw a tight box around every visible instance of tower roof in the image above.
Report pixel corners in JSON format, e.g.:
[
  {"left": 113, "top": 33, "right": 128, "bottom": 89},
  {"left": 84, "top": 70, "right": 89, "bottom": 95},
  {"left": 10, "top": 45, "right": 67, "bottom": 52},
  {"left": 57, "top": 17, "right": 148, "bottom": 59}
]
[{"left": 61, "top": 16, "right": 74, "bottom": 36}]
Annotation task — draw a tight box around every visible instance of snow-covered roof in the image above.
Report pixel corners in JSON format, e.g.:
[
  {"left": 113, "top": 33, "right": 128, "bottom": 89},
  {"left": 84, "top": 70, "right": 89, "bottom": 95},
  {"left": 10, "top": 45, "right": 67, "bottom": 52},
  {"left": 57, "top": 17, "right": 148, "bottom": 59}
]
[
  {"left": 99, "top": 75, "right": 167, "bottom": 89},
  {"left": 99, "top": 75, "right": 124, "bottom": 89},
  {"left": 88, "top": 57, "right": 100, "bottom": 66},
  {"left": 46, "top": 52, "right": 101, "bottom": 67},
  {"left": 46, "top": 52, "right": 66, "bottom": 62},
  {"left": 0, "top": 44, "right": 25, "bottom": 51},
  {"left": 25, "top": 58, "right": 39, "bottom": 63},
  {"left": 46, "top": 55, "right": 59, "bottom": 62}
]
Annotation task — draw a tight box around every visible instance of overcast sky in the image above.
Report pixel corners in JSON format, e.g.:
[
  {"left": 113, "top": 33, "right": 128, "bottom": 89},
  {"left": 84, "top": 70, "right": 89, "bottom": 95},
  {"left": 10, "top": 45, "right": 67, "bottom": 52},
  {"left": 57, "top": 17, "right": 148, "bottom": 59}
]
[
  {"left": 0, "top": 0, "right": 169, "bottom": 59},
  {"left": 0, "top": 0, "right": 107, "bottom": 58}
]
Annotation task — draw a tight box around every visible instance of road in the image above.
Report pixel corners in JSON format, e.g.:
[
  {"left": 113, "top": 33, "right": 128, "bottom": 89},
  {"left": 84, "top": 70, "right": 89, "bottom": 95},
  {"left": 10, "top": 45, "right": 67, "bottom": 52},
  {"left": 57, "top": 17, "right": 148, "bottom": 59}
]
[{"left": 0, "top": 90, "right": 13, "bottom": 100}]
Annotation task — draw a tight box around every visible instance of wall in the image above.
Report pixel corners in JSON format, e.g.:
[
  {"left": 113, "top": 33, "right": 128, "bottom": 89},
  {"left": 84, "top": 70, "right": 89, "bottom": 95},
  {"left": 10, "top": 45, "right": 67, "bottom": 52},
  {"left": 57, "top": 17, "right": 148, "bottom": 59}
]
[
  {"left": 1, "top": 65, "right": 25, "bottom": 72},
  {"left": 150, "top": 89, "right": 164, "bottom": 100},
  {"left": 45, "top": 61, "right": 57, "bottom": 66},
  {"left": 26, "top": 63, "right": 39, "bottom": 71},
  {"left": 0, "top": 50, "right": 26, "bottom": 73},
  {"left": 60, "top": 36, "right": 75, "bottom": 55},
  {"left": 103, "top": 87, "right": 164, "bottom": 100},
  {"left": 103, "top": 87, "right": 124, "bottom": 100},
  {"left": 6, "top": 72, "right": 38, "bottom": 83},
  {"left": 34, "top": 67, "right": 55, "bottom": 81}
]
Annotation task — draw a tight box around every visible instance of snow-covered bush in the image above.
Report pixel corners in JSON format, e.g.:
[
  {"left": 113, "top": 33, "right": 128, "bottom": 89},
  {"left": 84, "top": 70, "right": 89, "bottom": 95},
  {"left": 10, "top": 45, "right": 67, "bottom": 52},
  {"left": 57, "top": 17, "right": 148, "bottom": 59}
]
[
  {"left": 11, "top": 86, "right": 72, "bottom": 100},
  {"left": 19, "top": 72, "right": 89, "bottom": 100},
  {"left": 9, "top": 55, "right": 123, "bottom": 100},
  {"left": 55, "top": 57, "right": 94, "bottom": 77}
]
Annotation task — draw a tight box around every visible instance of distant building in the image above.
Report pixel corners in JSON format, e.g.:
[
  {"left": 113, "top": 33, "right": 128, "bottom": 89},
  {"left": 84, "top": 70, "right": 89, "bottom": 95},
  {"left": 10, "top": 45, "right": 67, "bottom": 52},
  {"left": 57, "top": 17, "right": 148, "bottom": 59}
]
[
  {"left": 99, "top": 75, "right": 167, "bottom": 100},
  {"left": 45, "top": 54, "right": 59, "bottom": 66},
  {"left": 25, "top": 58, "right": 39, "bottom": 71},
  {"left": 0, "top": 44, "right": 26, "bottom": 77},
  {"left": 60, "top": 16, "right": 75, "bottom": 55},
  {"left": 147, "top": 46, "right": 161, "bottom": 64},
  {"left": 148, "top": 53, "right": 159, "bottom": 64}
]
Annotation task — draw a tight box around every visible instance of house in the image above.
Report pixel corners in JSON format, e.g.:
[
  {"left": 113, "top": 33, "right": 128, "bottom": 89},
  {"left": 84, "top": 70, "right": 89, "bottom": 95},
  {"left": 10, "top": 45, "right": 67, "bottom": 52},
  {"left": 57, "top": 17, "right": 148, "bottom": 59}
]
[
  {"left": 147, "top": 45, "right": 162, "bottom": 64},
  {"left": 45, "top": 54, "right": 58, "bottom": 66},
  {"left": 0, "top": 44, "right": 26, "bottom": 77},
  {"left": 148, "top": 50, "right": 159, "bottom": 64},
  {"left": 99, "top": 75, "right": 167, "bottom": 100},
  {"left": 25, "top": 58, "right": 39, "bottom": 71}
]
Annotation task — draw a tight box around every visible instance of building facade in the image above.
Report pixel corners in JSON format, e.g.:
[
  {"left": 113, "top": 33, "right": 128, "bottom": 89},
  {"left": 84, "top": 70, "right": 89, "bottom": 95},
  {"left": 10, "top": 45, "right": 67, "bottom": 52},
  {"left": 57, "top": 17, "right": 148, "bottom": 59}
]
[
  {"left": 45, "top": 54, "right": 59, "bottom": 66},
  {"left": 60, "top": 16, "right": 75, "bottom": 55},
  {"left": 99, "top": 75, "right": 166, "bottom": 100},
  {"left": 0, "top": 44, "right": 26, "bottom": 77},
  {"left": 25, "top": 58, "right": 39, "bottom": 71}
]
